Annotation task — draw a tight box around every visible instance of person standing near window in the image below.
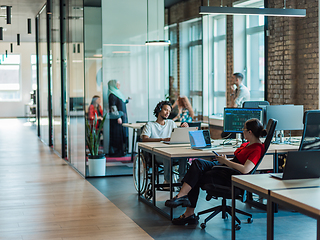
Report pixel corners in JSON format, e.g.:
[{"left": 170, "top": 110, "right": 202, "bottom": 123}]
[
  {"left": 231, "top": 73, "right": 250, "bottom": 108},
  {"left": 108, "top": 80, "right": 130, "bottom": 157}
]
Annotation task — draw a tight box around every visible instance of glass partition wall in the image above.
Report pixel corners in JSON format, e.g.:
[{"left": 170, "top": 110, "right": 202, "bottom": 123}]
[
  {"left": 38, "top": 6, "right": 49, "bottom": 145},
  {"left": 67, "top": 0, "right": 86, "bottom": 175},
  {"left": 52, "top": 0, "right": 62, "bottom": 156}
]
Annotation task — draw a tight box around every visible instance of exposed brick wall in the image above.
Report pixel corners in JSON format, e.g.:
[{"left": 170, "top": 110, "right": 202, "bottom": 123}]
[
  {"left": 267, "top": 0, "right": 319, "bottom": 109},
  {"left": 226, "top": 15, "right": 234, "bottom": 107},
  {"left": 168, "top": 0, "right": 319, "bottom": 110}
]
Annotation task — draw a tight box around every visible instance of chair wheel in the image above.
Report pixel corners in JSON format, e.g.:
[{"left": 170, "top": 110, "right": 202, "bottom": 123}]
[
  {"left": 235, "top": 224, "right": 241, "bottom": 230},
  {"left": 144, "top": 189, "right": 152, "bottom": 200},
  {"left": 247, "top": 218, "right": 253, "bottom": 224},
  {"left": 200, "top": 223, "right": 206, "bottom": 229}
]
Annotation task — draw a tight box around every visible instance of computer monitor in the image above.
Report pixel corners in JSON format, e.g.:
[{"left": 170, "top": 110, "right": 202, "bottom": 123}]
[
  {"left": 223, "top": 108, "right": 263, "bottom": 133},
  {"left": 266, "top": 105, "right": 304, "bottom": 131}
]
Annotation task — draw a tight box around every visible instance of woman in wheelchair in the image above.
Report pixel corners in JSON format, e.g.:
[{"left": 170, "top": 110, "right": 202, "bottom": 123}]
[{"left": 165, "top": 118, "right": 267, "bottom": 225}]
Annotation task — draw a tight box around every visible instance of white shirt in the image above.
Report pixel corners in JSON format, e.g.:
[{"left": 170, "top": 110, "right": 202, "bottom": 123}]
[
  {"left": 235, "top": 83, "right": 250, "bottom": 107},
  {"left": 141, "top": 120, "right": 177, "bottom": 139}
]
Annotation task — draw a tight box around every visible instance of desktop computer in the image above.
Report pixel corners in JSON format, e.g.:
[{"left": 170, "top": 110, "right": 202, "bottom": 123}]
[
  {"left": 265, "top": 105, "right": 304, "bottom": 143},
  {"left": 223, "top": 108, "right": 263, "bottom": 143}
]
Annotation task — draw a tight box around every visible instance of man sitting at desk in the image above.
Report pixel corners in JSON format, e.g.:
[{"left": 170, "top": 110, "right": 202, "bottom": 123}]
[{"left": 141, "top": 100, "right": 188, "bottom": 186}]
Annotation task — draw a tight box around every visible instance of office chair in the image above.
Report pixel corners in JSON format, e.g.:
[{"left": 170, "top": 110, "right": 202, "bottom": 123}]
[
  {"left": 299, "top": 110, "right": 320, "bottom": 151},
  {"left": 197, "top": 118, "right": 277, "bottom": 230},
  {"left": 242, "top": 100, "right": 269, "bottom": 108}
]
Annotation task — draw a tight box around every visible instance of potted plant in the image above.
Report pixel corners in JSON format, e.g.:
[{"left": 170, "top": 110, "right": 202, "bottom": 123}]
[{"left": 85, "top": 113, "right": 107, "bottom": 176}]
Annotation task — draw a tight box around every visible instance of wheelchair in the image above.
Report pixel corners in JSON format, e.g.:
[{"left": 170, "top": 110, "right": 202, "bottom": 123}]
[{"left": 133, "top": 151, "right": 181, "bottom": 200}]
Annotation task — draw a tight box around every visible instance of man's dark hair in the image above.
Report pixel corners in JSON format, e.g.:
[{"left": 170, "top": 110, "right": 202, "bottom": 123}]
[
  {"left": 233, "top": 73, "right": 244, "bottom": 81},
  {"left": 153, "top": 101, "right": 172, "bottom": 118}
]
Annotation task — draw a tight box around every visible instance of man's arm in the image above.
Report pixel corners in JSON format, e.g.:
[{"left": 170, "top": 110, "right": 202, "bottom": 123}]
[{"left": 142, "top": 135, "right": 170, "bottom": 142}]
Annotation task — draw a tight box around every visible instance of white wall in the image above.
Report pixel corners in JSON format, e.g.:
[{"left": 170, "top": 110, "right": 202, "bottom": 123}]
[{"left": 0, "top": 42, "right": 36, "bottom": 118}]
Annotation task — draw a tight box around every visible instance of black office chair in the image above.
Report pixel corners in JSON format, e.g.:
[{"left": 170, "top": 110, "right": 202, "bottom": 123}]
[
  {"left": 197, "top": 118, "right": 277, "bottom": 230},
  {"left": 242, "top": 100, "right": 269, "bottom": 108},
  {"left": 299, "top": 110, "right": 320, "bottom": 151}
]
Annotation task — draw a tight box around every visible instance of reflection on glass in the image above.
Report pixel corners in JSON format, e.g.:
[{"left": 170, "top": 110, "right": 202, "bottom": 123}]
[
  {"left": 68, "top": 0, "right": 85, "bottom": 175},
  {"left": 39, "top": 7, "right": 49, "bottom": 145},
  {"left": 52, "top": 0, "right": 62, "bottom": 156}
]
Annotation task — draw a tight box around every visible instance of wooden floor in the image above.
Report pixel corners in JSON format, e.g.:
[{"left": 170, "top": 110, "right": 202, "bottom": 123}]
[{"left": 0, "top": 119, "right": 152, "bottom": 240}]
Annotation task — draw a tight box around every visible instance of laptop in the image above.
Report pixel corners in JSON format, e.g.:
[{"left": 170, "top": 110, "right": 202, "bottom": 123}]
[
  {"left": 163, "top": 127, "right": 198, "bottom": 144},
  {"left": 270, "top": 151, "right": 320, "bottom": 180},
  {"left": 189, "top": 130, "right": 221, "bottom": 150}
]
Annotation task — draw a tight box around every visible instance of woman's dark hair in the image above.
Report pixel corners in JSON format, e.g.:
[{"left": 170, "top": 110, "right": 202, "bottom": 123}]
[
  {"left": 245, "top": 118, "right": 267, "bottom": 138},
  {"left": 153, "top": 101, "right": 172, "bottom": 117},
  {"left": 91, "top": 95, "right": 100, "bottom": 107}
]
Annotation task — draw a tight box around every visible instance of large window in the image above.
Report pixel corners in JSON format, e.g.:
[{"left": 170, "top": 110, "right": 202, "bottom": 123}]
[
  {"left": 0, "top": 54, "right": 21, "bottom": 101},
  {"left": 212, "top": 16, "right": 226, "bottom": 115},
  {"left": 233, "top": 0, "right": 265, "bottom": 101},
  {"left": 31, "top": 55, "right": 37, "bottom": 90},
  {"left": 180, "top": 18, "right": 203, "bottom": 120}
]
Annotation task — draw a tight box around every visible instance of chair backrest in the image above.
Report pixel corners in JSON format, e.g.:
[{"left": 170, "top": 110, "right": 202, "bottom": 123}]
[
  {"left": 249, "top": 118, "right": 277, "bottom": 174},
  {"left": 242, "top": 100, "right": 269, "bottom": 108},
  {"left": 299, "top": 110, "right": 320, "bottom": 151}
]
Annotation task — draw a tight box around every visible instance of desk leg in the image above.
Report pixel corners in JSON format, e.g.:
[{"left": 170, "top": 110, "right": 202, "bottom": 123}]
[
  {"left": 131, "top": 129, "right": 136, "bottom": 162},
  {"left": 170, "top": 158, "right": 173, "bottom": 220},
  {"left": 152, "top": 153, "right": 156, "bottom": 206},
  {"left": 317, "top": 218, "right": 320, "bottom": 240},
  {"left": 267, "top": 193, "right": 274, "bottom": 240},
  {"left": 232, "top": 183, "right": 236, "bottom": 240},
  {"left": 273, "top": 152, "right": 279, "bottom": 213}
]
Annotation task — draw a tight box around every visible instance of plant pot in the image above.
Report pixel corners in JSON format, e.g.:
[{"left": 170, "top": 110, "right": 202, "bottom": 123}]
[{"left": 88, "top": 154, "right": 106, "bottom": 176}]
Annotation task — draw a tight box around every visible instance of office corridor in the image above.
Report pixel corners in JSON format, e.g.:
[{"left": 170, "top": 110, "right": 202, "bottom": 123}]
[{"left": 0, "top": 119, "right": 151, "bottom": 240}]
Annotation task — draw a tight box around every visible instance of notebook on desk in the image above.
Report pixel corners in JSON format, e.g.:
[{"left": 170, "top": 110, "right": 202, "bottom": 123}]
[
  {"left": 189, "top": 130, "right": 221, "bottom": 150},
  {"left": 269, "top": 150, "right": 320, "bottom": 180},
  {"left": 163, "top": 127, "right": 198, "bottom": 144}
]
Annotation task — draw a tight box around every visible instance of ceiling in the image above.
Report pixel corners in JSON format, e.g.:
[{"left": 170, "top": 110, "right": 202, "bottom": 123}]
[
  {"left": 0, "top": 0, "right": 46, "bottom": 42},
  {"left": 0, "top": 0, "right": 185, "bottom": 43}
]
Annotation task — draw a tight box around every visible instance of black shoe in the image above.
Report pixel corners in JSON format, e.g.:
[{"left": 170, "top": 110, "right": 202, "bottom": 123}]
[
  {"left": 165, "top": 195, "right": 191, "bottom": 208},
  {"left": 172, "top": 214, "right": 199, "bottom": 225}
]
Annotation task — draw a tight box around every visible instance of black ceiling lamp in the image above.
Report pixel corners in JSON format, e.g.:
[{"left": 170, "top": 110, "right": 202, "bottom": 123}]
[
  {"left": 0, "top": 27, "right": 3, "bottom": 40},
  {"left": 6, "top": 6, "right": 12, "bottom": 24},
  {"left": 10, "top": 43, "right": 13, "bottom": 53},
  {"left": 5, "top": 50, "right": 7, "bottom": 57},
  {"left": 17, "top": 34, "right": 20, "bottom": 46},
  {"left": 27, "top": 18, "right": 31, "bottom": 34}
]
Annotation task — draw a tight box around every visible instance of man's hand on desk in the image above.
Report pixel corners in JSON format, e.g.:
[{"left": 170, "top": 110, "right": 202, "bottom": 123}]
[
  {"left": 180, "top": 122, "right": 189, "bottom": 128},
  {"left": 161, "top": 138, "right": 170, "bottom": 142}
]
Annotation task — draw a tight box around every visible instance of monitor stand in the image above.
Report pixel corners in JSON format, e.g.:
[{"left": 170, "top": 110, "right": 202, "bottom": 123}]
[
  {"left": 234, "top": 133, "right": 243, "bottom": 148},
  {"left": 273, "top": 130, "right": 285, "bottom": 144}
]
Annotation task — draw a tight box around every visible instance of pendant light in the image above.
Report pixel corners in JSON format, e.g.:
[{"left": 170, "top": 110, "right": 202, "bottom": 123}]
[
  {"left": 0, "top": 27, "right": 3, "bottom": 40},
  {"left": 27, "top": 18, "right": 31, "bottom": 34},
  {"left": 10, "top": 43, "right": 13, "bottom": 53},
  {"left": 17, "top": 34, "right": 20, "bottom": 45},
  {"left": 145, "top": 0, "right": 170, "bottom": 46},
  {"left": 6, "top": 6, "right": 11, "bottom": 24},
  {"left": 199, "top": 0, "right": 306, "bottom": 17}
]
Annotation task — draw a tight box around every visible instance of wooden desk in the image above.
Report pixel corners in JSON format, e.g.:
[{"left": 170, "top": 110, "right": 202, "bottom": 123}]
[
  {"left": 123, "top": 122, "right": 209, "bottom": 162},
  {"left": 232, "top": 174, "right": 320, "bottom": 240},
  {"left": 269, "top": 188, "right": 320, "bottom": 240}
]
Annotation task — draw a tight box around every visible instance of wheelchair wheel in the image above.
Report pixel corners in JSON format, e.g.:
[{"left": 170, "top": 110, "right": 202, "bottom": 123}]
[{"left": 133, "top": 153, "right": 147, "bottom": 193}]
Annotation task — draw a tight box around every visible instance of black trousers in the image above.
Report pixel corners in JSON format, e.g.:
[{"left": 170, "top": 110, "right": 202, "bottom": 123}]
[{"left": 182, "top": 159, "right": 240, "bottom": 208}]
